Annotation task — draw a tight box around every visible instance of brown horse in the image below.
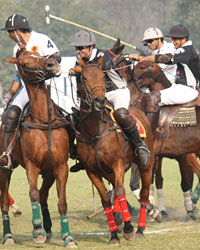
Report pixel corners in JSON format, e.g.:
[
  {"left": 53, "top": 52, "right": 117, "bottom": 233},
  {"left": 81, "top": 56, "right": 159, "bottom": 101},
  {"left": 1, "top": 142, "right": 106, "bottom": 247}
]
[
  {"left": 75, "top": 56, "right": 155, "bottom": 245},
  {"left": 109, "top": 41, "right": 200, "bottom": 219},
  {"left": 0, "top": 43, "right": 77, "bottom": 248}
]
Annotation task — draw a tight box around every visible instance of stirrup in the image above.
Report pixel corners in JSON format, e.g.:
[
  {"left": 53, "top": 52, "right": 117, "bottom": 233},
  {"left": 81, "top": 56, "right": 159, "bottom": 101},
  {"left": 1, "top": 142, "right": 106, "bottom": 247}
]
[{"left": 0, "top": 152, "right": 13, "bottom": 171}]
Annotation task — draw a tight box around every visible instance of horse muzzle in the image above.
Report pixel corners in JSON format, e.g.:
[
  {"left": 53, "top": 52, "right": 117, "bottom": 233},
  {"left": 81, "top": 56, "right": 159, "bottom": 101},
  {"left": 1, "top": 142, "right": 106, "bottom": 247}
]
[
  {"left": 45, "top": 58, "right": 62, "bottom": 76},
  {"left": 94, "top": 97, "right": 106, "bottom": 111}
]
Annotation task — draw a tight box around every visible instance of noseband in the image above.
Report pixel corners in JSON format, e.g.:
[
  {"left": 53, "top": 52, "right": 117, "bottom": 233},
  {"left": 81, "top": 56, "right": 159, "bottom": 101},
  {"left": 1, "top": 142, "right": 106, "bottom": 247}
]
[
  {"left": 80, "top": 64, "right": 106, "bottom": 112},
  {"left": 17, "top": 50, "right": 52, "bottom": 84}
]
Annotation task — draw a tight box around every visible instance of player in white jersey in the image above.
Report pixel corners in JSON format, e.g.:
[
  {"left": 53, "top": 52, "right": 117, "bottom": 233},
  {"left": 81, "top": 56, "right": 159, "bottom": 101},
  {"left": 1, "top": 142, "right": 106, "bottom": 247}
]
[
  {"left": 129, "top": 27, "right": 177, "bottom": 86},
  {"left": 0, "top": 14, "right": 62, "bottom": 169}
]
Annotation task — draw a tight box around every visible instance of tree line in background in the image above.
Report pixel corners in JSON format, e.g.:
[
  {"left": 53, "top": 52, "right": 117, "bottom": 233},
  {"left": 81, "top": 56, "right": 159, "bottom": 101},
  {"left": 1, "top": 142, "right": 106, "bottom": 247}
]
[{"left": 0, "top": 0, "right": 199, "bottom": 97}]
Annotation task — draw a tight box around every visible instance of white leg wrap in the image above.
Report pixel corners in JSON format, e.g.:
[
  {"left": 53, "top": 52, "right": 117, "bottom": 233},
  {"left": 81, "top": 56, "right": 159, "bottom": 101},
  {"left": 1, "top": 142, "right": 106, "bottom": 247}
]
[
  {"left": 157, "top": 189, "right": 166, "bottom": 212},
  {"left": 183, "top": 191, "right": 194, "bottom": 212},
  {"left": 132, "top": 188, "right": 140, "bottom": 201},
  {"left": 149, "top": 184, "right": 155, "bottom": 206}
]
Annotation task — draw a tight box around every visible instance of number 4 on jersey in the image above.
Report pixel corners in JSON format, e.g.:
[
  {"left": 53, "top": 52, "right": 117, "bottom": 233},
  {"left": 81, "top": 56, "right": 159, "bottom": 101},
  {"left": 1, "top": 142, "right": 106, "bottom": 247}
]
[{"left": 47, "top": 40, "right": 54, "bottom": 48}]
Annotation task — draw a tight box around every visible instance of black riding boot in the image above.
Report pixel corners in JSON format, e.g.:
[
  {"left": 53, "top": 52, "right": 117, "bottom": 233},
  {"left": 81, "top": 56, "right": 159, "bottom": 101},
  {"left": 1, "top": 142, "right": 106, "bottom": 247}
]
[
  {"left": 0, "top": 105, "right": 21, "bottom": 170},
  {"left": 66, "top": 110, "right": 85, "bottom": 173},
  {"left": 114, "top": 108, "right": 150, "bottom": 167}
]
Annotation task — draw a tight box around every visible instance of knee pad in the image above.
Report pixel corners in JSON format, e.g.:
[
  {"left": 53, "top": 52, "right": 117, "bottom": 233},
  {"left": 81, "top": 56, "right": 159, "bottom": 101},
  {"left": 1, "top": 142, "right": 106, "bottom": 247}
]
[
  {"left": 114, "top": 108, "right": 136, "bottom": 131},
  {"left": 2, "top": 105, "right": 21, "bottom": 130}
]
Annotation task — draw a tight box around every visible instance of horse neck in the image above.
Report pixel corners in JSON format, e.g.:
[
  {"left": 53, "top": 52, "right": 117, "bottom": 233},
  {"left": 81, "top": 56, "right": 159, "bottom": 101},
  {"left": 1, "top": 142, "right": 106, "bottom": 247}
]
[
  {"left": 24, "top": 82, "right": 54, "bottom": 122},
  {"left": 80, "top": 102, "right": 109, "bottom": 138}
]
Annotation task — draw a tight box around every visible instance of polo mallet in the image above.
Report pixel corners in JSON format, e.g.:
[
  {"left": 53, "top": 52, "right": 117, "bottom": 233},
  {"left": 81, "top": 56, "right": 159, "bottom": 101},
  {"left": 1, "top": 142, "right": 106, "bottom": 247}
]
[{"left": 45, "top": 5, "right": 144, "bottom": 54}]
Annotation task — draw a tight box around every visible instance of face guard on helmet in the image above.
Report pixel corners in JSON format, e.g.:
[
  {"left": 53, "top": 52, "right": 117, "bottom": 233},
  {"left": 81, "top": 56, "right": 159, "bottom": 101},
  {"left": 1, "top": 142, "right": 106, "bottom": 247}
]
[
  {"left": 1, "top": 14, "right": 30, "bottom": 31},
  {"left": 69, "top": 30, "right": 96, "bottom": 47},
  {"left": 141, "top": 27, "right": 163, "bottom": 42}
]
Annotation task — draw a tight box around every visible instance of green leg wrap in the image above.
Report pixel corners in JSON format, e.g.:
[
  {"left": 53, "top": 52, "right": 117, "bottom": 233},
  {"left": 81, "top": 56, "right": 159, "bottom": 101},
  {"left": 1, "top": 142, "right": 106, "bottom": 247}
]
[
  {"left": 60, "top": 216, "right": 76, "bottom": 247},
  {"left": 2, "top": 211, "right": 11, "bottom": 236},
  {"left": 32, "top": 202, "right": 42, "bottom": 227},
  {"left": 191, "top": 183, "right": 200, "bottom": 204}
]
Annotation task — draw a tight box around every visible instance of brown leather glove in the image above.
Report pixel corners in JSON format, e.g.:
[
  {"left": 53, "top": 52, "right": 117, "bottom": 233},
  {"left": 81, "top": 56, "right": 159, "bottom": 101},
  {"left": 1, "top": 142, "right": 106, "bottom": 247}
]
[{"left": 69, "top": 66, "right": 82, "bottom": 76}]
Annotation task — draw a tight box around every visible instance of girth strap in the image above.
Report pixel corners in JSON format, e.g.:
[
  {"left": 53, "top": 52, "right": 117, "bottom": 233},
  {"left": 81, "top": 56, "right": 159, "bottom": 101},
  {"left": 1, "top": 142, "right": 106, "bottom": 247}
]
[{"left": 21, "top": 120, "right": 69, "bottom": 131}]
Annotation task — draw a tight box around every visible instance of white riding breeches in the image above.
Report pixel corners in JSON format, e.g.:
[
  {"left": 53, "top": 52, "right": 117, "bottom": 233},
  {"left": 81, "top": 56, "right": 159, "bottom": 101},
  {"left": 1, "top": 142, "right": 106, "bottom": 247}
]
[
  {"left": 105, "top": 87, "right": 130, "bottom": 110},
  {"left": 160, "top": 84, "right": 198, "bottom": 106},
  {"left": 11, "top": 85, "right": 29, "bottom": 110}
]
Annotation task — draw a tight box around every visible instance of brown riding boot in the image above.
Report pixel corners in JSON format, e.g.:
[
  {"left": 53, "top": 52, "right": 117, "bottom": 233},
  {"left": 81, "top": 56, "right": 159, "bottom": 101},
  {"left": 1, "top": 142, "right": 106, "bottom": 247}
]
[{"left": 145, "top": 91, "right": 161, "bottom": 129}]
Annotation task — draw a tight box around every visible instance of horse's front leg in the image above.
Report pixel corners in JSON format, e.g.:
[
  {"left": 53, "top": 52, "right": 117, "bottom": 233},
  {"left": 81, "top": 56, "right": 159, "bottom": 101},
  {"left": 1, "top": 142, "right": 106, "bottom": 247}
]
[
  {"left": 0, "top": 171, "right": 15, "bottom": 245},
  {"left": 26, "top": 164, "right": 47, "bottom": 244},
  {"left": 54, "top": 163, "right": 77, "bottom": 248},
  {"left": 87, "top": 171, "right": 120, "bottom": 246},
  {"left": 39, "top": 174, "right": 55, "bottom": 240},
  {"left": 113, "top": 159, "right": 134, "bottom": 241}
]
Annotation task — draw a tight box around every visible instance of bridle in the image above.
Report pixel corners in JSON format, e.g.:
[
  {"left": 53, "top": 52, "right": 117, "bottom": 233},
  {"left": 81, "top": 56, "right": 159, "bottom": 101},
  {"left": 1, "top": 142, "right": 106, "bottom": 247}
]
[
  {"left": 17, "top": 49, "right": 53, "bottom": 84},
  {"left": 80, "top": 64, "right": 106, "bottom": 113}
]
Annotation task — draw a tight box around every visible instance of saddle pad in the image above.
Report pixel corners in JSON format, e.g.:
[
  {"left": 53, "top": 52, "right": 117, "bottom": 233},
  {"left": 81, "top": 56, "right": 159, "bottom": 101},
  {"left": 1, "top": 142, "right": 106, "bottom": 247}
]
[
  {"left": 106, "top": 105, "right": 146, "bottom": 137},
  {"left": 170, "top": 107, "right": 197, "bottom": 127}
]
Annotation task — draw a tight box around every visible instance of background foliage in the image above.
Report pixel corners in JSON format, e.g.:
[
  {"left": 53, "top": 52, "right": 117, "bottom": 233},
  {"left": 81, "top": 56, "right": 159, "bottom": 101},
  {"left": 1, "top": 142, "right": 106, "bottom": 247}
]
[{"left": 0, "top": 0, "right": 199, "bottom": 98}]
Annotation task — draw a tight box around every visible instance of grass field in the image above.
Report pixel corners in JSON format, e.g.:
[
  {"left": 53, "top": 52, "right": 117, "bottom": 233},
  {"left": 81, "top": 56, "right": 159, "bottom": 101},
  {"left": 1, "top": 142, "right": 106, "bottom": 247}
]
[{"left": 1, "top": 158, "right": 200, "bottom": 250}]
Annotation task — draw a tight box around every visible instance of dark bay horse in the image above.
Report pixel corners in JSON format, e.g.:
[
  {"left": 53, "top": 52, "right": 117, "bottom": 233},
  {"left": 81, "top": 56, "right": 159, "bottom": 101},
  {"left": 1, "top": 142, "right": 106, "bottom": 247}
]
[
  {"left": 109, "top": 41, "right": 200, "bottom": 219},
  {"left": 0, "top": 44, "right": 77, "bottom": 248},
  {"left": 76, "top": 56, "right": 155, "bottom": 245}
]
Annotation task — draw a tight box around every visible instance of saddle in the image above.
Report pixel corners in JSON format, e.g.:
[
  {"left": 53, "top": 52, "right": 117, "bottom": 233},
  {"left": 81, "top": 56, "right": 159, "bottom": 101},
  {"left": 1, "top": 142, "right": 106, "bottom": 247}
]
[{"left": 154, "top": 93, "right": 200, "bottom": 154}]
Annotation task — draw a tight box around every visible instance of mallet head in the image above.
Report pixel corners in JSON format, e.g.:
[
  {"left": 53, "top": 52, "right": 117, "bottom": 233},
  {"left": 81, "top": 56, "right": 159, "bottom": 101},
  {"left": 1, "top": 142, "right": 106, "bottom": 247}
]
[{"left": 45, "top": 5, "right": 50, "bottom": 24}]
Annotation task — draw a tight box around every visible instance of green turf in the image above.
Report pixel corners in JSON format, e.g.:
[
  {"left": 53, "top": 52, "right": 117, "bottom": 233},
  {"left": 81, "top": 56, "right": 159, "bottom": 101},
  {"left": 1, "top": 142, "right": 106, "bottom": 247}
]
[{"left": 1, "top": 158, "right": 200, "bottom": 249}]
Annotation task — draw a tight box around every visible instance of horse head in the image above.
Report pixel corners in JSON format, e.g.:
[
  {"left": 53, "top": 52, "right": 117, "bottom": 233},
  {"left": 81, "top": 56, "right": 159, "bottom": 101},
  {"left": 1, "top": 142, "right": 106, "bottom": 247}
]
[
  {"left": 78, "top": 56, "right": 106, "bottom": 112},
  {"left": 134, "top": 60, "right": 169, "bottom": 90},
  {"left": 4, "top": 43, "right": 61, "bottom": 84}
]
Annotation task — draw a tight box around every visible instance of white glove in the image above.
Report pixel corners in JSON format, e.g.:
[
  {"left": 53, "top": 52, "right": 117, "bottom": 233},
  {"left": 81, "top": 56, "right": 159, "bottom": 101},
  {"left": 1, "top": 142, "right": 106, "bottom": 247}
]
[{"left": 2, "top": 93, "right": 13, "bottom": 109}]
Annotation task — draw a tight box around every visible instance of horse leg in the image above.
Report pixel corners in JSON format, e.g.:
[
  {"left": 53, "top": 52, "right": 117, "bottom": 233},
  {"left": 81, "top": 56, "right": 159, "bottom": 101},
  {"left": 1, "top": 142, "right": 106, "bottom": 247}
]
[
  {"left": 87, "top": 171, "right": 120, "bottom": 245},
  {"left": 0, "top": 171, "right": 16, "bottom": 245},
  {"left": 176, "top": 156, "right": 196, "bottom": 221},
  {"left": 113, "top": 160, "right": 134, "bottom": 241},
  {"left": 26, "top": 164, "right": 47, "bottom": 244},
  {"left": 39, "top": 174, "right": 55, "bottom": 241},
  {"left": 54, "top": 163, "right": 77, "bottom": 248},
  {"left": 155, "top": 157, "right": 168, "bottom": 219}
]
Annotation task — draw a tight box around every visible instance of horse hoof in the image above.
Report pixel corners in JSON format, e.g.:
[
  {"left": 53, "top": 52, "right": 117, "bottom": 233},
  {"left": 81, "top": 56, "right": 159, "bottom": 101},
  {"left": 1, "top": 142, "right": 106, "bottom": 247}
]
[
  {"left": 3, "top": 234, "right": 16, "bottom": 245},
  {"left": 109, "top": 238, "right": 120, "bottom": 246},
  {"left": 161, "top": 210, "right": 168, "bottom": 220},
  {"left": 185, "top": 211, "right": 197, "bottom": 222},
  {"left": 123, "top": 230, "right": 135, "bottom": 241},
  {"left": 33, "top": 234, "right": 47, "bottom": 244},
  {"left": 46, "top": 231, "right": 52, "bottom": 242},
  {"left": 64, "top": 236, "right": 77, "bottom": 248},
  {"left": 33, "top": 227, "right": 47, "bottom": 243},
  {"left": 135, "top": 232, "right": 144, "bottom": 239},
  {"left": 117, "top": 222, "right": 124, "bottom": 233},
  {"left": 65, "top": 241, "right": 78, "bottom": 248},
  {"left": 155, "top": 211, "right": 162, "bottom": 223}
]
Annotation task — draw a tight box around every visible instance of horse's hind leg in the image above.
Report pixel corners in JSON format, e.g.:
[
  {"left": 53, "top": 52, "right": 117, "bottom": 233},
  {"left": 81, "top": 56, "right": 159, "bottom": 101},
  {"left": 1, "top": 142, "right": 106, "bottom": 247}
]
[
  {"left": 54, "top": 163, "right": 77, "bottom": 248},
  {"left": 39, "top": 174, "right": 55, "bottom": 240},
  {"left": 87, "top": 171, "right": 120, "bottom": 246},
  {"left": 0, "top": 170, "right": 15, "bottom": 245},
  {"left": 177, "top": 155, "right": 196, "bottom": 221}
]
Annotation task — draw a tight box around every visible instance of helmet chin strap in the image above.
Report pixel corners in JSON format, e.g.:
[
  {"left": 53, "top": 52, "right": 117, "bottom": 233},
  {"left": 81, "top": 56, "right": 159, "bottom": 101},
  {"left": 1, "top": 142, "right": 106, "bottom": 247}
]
[{"left": 14, "top": 30, "right": 26, "bottom": 45}]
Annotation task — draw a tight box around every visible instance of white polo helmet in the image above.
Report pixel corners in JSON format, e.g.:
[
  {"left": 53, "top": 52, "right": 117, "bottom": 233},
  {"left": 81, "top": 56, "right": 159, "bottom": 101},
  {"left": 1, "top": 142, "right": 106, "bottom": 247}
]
[{"left": 141, "top": 27, "right": 163, "bottom": 42}]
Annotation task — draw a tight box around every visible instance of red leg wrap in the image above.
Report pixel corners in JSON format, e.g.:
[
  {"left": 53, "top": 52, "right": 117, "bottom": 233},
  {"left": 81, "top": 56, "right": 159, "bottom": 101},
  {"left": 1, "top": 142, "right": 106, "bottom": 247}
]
[
  {"left": 112, "top": 196, "right": 121, "bottom": 213},
  {"left": 118, "top": 195, "right": 131, "bottom": 222},
  {"left": 8, "top": 193, "right": 15, "bottom": 206},
  {"left": 138, "top": 202, "right": 147, "bottom": 228},
  {"left": 104, "top": 207, "right": 118, "bottom": 232}
]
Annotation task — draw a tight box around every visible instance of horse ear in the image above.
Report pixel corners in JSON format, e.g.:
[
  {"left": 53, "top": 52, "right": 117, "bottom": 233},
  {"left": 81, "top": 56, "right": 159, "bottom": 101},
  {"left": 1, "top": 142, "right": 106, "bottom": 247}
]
[
  {"left": 96, "top": 55, "right": 105, "bottom": 67},
  {"left": 111, "top": 38, "right": 124, "bottom": 55},
  {"left": 3, "top": 58, "right": 18, "bottom": 64}
]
